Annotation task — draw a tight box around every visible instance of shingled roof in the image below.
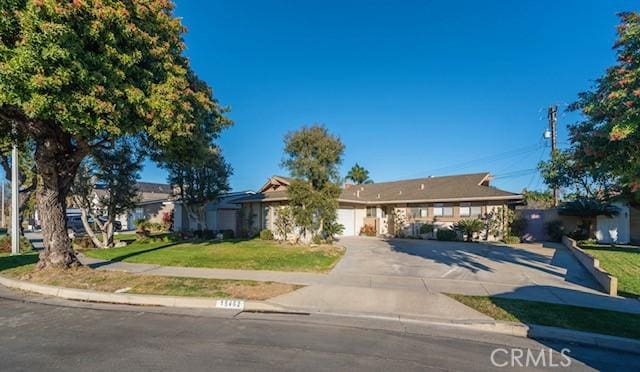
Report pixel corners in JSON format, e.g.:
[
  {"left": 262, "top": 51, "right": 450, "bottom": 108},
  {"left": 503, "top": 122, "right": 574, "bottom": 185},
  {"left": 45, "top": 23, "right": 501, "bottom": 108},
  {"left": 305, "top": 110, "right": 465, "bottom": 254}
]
[
  {"left": 237, "top": 173, "right": 522, "bottom": 204},
  {"left": 339, "top": 173, "right": 521, "bottom": 204}
]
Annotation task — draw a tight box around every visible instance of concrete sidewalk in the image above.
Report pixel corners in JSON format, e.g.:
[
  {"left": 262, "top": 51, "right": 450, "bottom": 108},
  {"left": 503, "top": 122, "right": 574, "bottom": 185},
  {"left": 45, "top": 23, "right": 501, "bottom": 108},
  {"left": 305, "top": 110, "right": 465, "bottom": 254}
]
[{"left": 78, "top": 252, "right": 640, "bottom": 315}]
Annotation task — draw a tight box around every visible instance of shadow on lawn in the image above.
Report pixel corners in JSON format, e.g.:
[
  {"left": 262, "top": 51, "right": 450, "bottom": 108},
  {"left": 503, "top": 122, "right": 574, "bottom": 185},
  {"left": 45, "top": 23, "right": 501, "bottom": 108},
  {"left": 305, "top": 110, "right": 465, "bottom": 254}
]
[
  {"left": 0, "top": 253, "right": 39, "bottom": 271},
  {"left": 87, "top": 238, "right": 254, "bottom": 268},
  {"left": 88, "top": 242, "right": 182, "bottom": 268}
]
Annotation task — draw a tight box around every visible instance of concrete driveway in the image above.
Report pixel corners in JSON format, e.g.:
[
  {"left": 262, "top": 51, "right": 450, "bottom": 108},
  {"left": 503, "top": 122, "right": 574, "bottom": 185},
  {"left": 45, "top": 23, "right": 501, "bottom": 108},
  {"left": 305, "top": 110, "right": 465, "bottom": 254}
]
[
  {"left": 332, "top": 237, "right": 600, "bottom": 292},
  {"left": 309, "top": 236, "right": 640, "bottom": 314}
]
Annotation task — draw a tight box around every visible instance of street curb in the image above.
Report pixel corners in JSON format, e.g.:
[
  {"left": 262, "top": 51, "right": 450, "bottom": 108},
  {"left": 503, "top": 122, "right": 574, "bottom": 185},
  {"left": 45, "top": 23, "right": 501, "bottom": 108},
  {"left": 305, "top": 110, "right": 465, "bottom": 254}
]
[
  {"left": 0, "top": 275, "right": 288, "bottom": 313},
  {"left": 1, "top": 275, "right": 639, "bottom": 355}
]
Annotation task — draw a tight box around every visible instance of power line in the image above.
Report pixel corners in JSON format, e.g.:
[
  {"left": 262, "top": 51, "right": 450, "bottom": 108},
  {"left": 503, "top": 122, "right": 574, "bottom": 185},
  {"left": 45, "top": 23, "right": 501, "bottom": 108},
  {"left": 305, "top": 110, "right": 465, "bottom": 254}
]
[
  {"left": 399, "top": 143, "right": 544, "bottom": 179},
  {"left": 492, "top": 168, "right": 538, "bottom": 180}
]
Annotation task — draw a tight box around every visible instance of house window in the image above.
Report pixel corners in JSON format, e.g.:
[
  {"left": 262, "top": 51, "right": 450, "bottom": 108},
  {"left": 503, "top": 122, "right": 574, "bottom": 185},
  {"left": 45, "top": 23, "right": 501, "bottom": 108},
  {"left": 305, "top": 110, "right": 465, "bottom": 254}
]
[
  {"left": 433, "top": 204, "right": 453, "bottom": 217},
  {"left": 410, "top": 206, "right": 428, "bottom": 219},
  {"left": 380, "top": 207, "right": 387, "bottom": 218},
  {"left": 471, "top": 206, "right": 482, "bottom": 217},
  {"left": 366, "top": 207, "right": 376, "bottom": 218},
  {"left": 459, "top": 203, "right": 471, "bottom": 217}
]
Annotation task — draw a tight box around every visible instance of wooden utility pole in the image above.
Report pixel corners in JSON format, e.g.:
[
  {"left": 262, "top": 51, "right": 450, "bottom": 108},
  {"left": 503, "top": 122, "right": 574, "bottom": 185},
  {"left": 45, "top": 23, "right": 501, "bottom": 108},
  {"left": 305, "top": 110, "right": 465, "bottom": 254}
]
[{"left": 548, "top": 105, "right": 559, "bottom": 207}]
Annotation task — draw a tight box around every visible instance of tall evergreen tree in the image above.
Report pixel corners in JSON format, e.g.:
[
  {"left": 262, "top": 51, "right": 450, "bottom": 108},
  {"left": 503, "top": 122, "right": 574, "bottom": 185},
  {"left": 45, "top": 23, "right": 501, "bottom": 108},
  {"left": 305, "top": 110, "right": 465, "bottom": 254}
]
[{"left": 282, "top": 125, "right": 344, "bottom": 241}]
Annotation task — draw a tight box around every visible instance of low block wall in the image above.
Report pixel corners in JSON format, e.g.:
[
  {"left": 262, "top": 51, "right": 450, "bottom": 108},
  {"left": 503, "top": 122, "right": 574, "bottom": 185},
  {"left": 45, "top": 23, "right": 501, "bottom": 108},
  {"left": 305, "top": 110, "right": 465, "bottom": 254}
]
[{"left": 562, "top": 236, "right": 618, "bottom": 296}]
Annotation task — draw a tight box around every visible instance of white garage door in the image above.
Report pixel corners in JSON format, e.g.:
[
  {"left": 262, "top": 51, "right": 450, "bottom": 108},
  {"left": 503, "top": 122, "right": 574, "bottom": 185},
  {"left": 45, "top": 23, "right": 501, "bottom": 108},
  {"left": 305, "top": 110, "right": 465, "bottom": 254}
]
[{"left": 337, "top": 207, "right": 356, "bottom": 236}]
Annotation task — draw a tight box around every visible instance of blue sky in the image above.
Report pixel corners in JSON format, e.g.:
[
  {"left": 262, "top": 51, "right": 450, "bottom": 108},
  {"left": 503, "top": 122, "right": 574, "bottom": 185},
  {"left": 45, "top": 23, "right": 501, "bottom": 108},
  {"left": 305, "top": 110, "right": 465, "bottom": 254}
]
[{"left": 6, "top": 1, "right": 635, "bottom": 193}]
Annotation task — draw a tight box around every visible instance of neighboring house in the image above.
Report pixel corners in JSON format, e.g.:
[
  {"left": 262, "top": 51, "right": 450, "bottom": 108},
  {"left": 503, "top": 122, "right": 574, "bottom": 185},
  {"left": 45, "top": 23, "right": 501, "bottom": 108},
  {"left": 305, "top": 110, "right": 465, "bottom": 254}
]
[
  {"left": 173, "top": 191, "right": 255, "bottom": 235},
  {"left": 236, "top": 173, "right": 523, "bottom": 239},
  {"left": 117, "top": 182, "right": 175, "bottom": 230},
  {"left": 518, "top": 200, "right": 639, "bottom": 244}
]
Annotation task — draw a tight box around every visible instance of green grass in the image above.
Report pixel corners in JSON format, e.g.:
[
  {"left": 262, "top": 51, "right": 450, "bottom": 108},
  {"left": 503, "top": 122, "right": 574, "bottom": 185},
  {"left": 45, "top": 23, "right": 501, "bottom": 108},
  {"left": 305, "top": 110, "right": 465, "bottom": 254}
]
[
  {"left": 580, "top": 244, "right": 640, "bottom": 298},
  {"left": 83, "top": 238, "right": 344, "bottom": 273},
  {"left": 447, "top": 294, "right": 640, "bottom": 340},
  {"left": 0, "top": 252, "right": 299, "bottom": 300}
]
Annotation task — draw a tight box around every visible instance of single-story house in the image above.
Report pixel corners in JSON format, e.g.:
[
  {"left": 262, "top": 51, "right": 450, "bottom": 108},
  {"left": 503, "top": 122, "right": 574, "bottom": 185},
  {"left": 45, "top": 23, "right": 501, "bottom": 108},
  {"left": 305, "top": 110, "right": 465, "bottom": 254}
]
[
  {"left": 111, "top": 182, "right": 174, "bottom": 230},
  {"left": 235, "top": 173, "right": 523, "bottom": 239},
  {"left": 173, "top": 191, "right": 255, "bottom": 235}
]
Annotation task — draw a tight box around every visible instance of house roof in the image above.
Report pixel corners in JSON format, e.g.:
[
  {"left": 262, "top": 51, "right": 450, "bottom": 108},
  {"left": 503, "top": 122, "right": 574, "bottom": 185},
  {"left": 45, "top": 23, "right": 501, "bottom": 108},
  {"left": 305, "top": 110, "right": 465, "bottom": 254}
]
[
  {"left": 93, "top": 182, "right": 173, "bottom": 204},
  {"left": 137, "top": 182, "right": 173, "bottom": 195},
  {"left": 339, "top": 173, "right": 521, "bottom": 204},
  {"left": 237, "top": 172, "right": 523, "bottom": 204}
]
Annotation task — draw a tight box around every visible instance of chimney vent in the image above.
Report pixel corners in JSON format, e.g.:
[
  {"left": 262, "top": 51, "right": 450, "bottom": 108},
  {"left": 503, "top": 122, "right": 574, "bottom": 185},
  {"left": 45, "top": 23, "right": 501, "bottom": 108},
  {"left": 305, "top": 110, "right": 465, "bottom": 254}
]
[
  {"left": 377, "top": 193, "right": 380, "bottom": 199},
  {"left": 420, "top": 183, "right": 425, "bottom": 190},
  {"left": 356, "top": 190, "right": 360, "bottom": 198}
]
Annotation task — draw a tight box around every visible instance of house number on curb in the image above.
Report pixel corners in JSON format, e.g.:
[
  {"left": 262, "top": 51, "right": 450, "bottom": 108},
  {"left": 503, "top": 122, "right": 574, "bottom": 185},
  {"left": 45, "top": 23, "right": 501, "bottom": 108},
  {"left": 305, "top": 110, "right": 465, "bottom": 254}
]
[{"left": 215, "top": 299, "right": 245, "bottom": 310}]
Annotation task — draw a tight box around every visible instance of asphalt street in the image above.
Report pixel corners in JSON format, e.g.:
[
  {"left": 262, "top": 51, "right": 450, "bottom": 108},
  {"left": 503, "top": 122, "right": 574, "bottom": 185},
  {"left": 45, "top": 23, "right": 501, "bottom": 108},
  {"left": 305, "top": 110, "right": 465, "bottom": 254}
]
[{"left": 0, "top": 291, "right": 637, "bottom": 371}]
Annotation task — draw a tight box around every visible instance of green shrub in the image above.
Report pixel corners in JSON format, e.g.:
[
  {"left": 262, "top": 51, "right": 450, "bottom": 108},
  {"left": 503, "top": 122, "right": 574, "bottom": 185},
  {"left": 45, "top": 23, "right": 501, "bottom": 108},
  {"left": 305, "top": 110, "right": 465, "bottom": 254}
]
[
  {"left": 0, "top": 228, "right": 7, "bottom": 235},
  {"left": 359, "top": 225, "right": 376, "bottom": 236},
  {"left": 0, "top": 235, "right": 33, "bottom": 253},
  {"left": 454, "top": 219, "right": 484, "bottom": 242},
  {"left": 72, "top": 236, "right": 96, "bottom": 250},
  {"left": 568, "top": 228, "right": 589, "bottom": 241},
  {"left": 545, "top": 220, "right": 565, "bottom": 242},
  {"left": 502, "top": 235, "right": 520, "bottom": 244},
  {"left": 510, "top": 217, "right": 528, "bottom": 237},
  {"left": 193, "top": 230, "right": 216, "bottom": 240},
  {"left": 436, "top": 229, "right": 457, "bottom": 241},
  {"left": 419, "top": 223, "right": 434, "bottom": 235},
  {"left": 259, "top": 229, "right": 274, "bottom": 240},
  {"left": 311, "top": 234, "right": 324, "bottom": 245},
  {"left": 219, "top": 229, "right": 235, "bottom": 240}
]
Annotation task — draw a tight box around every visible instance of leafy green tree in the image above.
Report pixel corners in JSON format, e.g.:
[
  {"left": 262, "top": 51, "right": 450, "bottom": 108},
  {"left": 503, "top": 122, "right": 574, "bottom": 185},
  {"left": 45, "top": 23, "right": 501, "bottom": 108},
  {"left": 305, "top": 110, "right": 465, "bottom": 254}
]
[
  {"left": 522, "top": 190, "right": 554, "bottom": 209},
  {"left": 0, "top": 1, "right": 227, "bottom": 268},
  {"left": 345, "top": 163, "right": 373, "bottom": 184},
  {"left": 538, "top": 150, "right": 618, "bottom": 201},
  {"left": 565, "top": 12, "right": 640, "bottom": 203},
  {"left": 72, "top": 140, "right": 142, "bottom": 248},
  {"left": 273, "top": 206, "right": 294, "bottom": 242},
  {"left": 164, "top": 146, "right": 231, "bottom": 231},
  {"left": 282, "top": 125, "right": 344, "bottom": 241}
]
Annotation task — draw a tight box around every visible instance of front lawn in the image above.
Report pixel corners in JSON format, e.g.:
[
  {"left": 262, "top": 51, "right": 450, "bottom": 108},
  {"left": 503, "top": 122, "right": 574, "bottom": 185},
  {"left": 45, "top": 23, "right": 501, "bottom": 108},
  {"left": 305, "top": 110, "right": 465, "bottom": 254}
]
[
  {"left": 84, "top": 239, "right": 344, "bottom": 273},
  {"left": 447, "top": 294, "right": 640, "bottom": 340},
  {"left": 0, "top": 253, "right": 299, "bottom": 300},
  {"left": 580, "top": 243, "right": 640, "bottom": 298}
]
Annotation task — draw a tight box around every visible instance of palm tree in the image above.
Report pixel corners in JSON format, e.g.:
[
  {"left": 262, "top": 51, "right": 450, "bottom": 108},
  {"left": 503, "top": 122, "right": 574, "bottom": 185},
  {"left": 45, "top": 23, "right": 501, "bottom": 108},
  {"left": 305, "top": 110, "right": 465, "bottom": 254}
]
[
  {"left": 346, "top": 163, "right": 373, "bottom": 184},
  {"left": 454, "top": 219, "right": 484, "bottom": 242}
]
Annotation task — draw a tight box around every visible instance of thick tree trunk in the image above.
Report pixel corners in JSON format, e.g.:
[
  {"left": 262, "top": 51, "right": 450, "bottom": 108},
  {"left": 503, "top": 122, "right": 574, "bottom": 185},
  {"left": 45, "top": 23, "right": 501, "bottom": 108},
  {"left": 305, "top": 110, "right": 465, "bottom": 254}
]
[
  {"left": 37, "top": 184, "right": 80, "bottom": 269},
  {"left": 33, "top": 124, "right": 88, "bottom": 269}
]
